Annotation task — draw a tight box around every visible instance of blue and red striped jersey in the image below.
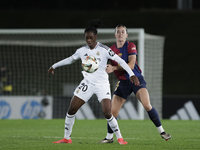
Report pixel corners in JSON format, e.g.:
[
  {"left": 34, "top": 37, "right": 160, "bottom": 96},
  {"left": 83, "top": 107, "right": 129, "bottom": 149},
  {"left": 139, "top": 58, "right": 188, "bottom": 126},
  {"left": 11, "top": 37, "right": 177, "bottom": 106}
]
[{"left": 110, "top": 41, "right": 142, "bottom": 80}]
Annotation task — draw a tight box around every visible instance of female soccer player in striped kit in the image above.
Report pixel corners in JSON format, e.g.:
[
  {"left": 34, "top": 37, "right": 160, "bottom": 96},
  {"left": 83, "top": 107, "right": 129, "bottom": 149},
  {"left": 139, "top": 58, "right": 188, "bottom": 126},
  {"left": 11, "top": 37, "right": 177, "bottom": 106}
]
[
  {"left": 99, "top": 25, "right": 171, "bottom": 143},
  {"left": 48, "top": 20, "right": 139, "bottom": 145}
]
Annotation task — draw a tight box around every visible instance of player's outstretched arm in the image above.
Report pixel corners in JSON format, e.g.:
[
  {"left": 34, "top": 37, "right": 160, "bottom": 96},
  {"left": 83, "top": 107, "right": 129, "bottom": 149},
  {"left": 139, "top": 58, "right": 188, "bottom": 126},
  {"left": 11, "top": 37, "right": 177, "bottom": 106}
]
[
  {"left": 106, "top": 63, "right": 140, "bottom": 86},
  {"left": 48, "top": 67, "right": 55, "bottom": 74}
]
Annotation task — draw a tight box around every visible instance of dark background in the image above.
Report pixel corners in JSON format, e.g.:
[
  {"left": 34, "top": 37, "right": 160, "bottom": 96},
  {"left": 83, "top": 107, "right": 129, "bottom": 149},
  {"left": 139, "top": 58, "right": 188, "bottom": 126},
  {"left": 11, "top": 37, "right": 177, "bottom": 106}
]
[{"left": 0, "top": 0, "right": 200, "bottom": 96}]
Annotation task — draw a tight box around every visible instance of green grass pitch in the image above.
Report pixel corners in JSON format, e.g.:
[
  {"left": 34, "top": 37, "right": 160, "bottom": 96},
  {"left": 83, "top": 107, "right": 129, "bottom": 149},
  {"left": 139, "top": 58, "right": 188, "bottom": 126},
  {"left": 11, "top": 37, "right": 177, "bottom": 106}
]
[{"left": 0, "top": 119, "right": 199, "bottom": 150}]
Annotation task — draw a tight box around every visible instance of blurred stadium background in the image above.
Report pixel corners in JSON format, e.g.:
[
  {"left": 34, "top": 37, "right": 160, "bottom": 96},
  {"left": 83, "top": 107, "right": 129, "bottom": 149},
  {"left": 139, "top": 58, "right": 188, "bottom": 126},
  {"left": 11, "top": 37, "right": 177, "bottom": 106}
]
[{"left": 0, "top": 0, "right": 200, "bottom": 120}]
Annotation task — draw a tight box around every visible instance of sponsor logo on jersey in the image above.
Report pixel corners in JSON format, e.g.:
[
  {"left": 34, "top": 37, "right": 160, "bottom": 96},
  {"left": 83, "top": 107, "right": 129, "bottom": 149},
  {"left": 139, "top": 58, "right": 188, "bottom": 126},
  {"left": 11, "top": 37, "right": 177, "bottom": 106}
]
[
  {"left": 97, "top": 58, "right": 101, "bottom": 62},
  {"left": 106, "top": 92, "right": 110, "bottom": 95},
  {"left": 132, "top": 47, "right": 136, "bottom": 50}
]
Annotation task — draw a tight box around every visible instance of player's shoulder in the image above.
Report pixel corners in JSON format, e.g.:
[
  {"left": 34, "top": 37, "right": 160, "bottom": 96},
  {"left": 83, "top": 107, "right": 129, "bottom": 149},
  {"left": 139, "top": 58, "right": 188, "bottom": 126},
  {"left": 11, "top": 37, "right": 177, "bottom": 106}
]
[
  {"left": 110, "top": 44, "right": 116, "bottom": 49},
  {"left": 127, "top": 41, "right": 136, "bottom": 47},
  {"left": 98, "top": 42, "right": 110, "bottom": 51},
  {"left": 75, "top": 45, "right": 88, "bottom": 54},
  {"left": 74, "top": 45, "right": 89, "bottom": 56},
  {"left": 127, "top": 41, "right": 137, "bottom": 51}
]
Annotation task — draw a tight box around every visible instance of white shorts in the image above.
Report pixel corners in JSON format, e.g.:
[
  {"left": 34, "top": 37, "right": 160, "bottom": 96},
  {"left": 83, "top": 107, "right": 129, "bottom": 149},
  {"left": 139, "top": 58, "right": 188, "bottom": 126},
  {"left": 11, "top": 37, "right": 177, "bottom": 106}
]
[{"left": 73, "top": 78, "right": 111, "bottom": 103}]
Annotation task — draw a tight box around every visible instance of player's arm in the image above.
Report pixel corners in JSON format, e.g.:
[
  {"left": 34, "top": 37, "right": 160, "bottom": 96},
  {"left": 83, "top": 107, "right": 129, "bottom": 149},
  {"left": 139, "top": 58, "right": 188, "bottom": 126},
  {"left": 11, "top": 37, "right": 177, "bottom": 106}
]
[
  {"left": 106, "top": 55, "right": 136, "bottom": 73},
  {"left": 48, "top": 50, "right": 80, "bottom": 74},
  {"left": 48, "top": 56, "right": 76, "bottom": 74},
  {"left": 110, "top": 53, "right": 139, "bottom": 86}
]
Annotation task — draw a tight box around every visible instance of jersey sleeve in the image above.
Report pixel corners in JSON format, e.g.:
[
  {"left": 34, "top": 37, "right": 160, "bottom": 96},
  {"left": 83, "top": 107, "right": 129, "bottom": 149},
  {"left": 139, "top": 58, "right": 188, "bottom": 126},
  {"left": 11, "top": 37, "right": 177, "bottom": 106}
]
[
  {"left": 52, "top": 49, "right": 80, "bottom": 69},
  {"left": 106, "top": 48, "right": 116, "bottom": 59},
  {"left": 128, "top": 42, "right": 137, "bottom": 56},
  {"left": 71, "top": 49, "right": 81, "bottom": 60}
]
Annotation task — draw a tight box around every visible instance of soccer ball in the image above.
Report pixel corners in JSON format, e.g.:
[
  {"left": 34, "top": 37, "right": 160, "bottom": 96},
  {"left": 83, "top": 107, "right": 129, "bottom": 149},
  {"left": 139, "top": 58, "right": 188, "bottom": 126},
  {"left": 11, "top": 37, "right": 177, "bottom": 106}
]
[{"left": 82, "top": 56, "right": 99, "bottom": 73}]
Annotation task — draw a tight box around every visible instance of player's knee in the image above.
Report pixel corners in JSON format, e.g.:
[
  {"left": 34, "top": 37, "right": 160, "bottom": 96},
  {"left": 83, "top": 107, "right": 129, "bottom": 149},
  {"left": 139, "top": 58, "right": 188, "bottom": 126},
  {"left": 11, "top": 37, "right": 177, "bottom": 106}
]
[
  {"left": 68, "top": 107, "right": 77, "bottom": 115},
  {"left": 143, "top": 104, "right": 152, "bottom": 111},
  {"left": 111, "top": 110, "right": 118, "bottom": 118},
  {"left": 103, "top": 111, "right": 112, "bottom": 119}
]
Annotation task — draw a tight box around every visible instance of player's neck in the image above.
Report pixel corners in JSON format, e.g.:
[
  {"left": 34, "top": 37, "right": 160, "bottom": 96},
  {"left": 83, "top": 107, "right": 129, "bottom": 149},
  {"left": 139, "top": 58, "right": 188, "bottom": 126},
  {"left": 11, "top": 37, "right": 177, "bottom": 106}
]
[
  {"left": 116, "top": 40, "right": 126, "bottom": 48},
  {"left": 89, "top": 42, "right": 97, "bottom": 49}
]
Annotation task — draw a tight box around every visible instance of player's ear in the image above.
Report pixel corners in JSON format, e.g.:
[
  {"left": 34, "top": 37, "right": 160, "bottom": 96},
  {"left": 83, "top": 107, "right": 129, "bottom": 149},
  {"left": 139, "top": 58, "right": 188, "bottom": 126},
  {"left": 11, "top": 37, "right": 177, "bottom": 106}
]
[{"left": 94, "top": 34, "right": 97, "bottom": 40}]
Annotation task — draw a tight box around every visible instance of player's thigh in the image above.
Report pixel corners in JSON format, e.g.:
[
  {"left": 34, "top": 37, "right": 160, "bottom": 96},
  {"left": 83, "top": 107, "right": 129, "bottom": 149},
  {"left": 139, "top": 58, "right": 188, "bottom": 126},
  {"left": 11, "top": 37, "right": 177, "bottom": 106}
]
[
  {"left": 95, "top": 84, "right": 111, "bottom": 103},
  {"left": 68, "top": 95, "right": 85, "bottom": 115},
  {"left": 136, "top": 88, "right": 152, "bottom": 111},
  {"left": 73, "top": 79, "right": 94, "bottom": 102},
  {"left": 111, "top": 95, "right": 126, "bottom": 118},
  {"left": 101, "top": 98, "right": 112, "bottom": 119}
]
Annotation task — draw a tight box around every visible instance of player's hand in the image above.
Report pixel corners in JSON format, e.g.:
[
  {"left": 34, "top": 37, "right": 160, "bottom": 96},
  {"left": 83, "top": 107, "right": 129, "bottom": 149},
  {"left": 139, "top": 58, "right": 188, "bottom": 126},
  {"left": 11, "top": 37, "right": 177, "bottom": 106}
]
[
  {"left": 106, "top": 64, "right": 114, "bottom": 73},
  {"left": 48, "top": 67, "right": 55, "bottom": 74},
  {"left": 130, "top": 75, "right": 140, "bottom": 86}
]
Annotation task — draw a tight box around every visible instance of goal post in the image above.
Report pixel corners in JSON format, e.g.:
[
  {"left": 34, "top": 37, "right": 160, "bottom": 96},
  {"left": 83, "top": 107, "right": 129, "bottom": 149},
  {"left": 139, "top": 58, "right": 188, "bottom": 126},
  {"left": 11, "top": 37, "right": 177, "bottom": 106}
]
[{"left": 0, "top": 29, "right": 164, "bottom": 119}]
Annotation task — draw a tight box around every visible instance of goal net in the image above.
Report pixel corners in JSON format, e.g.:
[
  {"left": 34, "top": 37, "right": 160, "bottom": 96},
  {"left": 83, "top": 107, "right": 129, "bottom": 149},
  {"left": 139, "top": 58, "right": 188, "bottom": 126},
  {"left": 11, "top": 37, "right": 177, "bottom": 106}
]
[{"left": 0, "top": 29, "right": 164, "bottom": 119}]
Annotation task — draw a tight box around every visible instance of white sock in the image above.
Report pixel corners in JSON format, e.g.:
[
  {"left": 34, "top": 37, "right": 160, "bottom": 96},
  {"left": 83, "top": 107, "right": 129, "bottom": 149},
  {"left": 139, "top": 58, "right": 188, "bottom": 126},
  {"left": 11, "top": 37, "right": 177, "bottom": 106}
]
[
  {"left": 107, "top": 115, "right": 122, "bottom": 139},
  {"left": 106, "top": 133, "right": 114, "bottom": 140},
  {"left": 157, "top": 125, "right": 165, "bottom": 134},
  {"left": 64, "top": 113, "right": 75, "bottom": 140}
]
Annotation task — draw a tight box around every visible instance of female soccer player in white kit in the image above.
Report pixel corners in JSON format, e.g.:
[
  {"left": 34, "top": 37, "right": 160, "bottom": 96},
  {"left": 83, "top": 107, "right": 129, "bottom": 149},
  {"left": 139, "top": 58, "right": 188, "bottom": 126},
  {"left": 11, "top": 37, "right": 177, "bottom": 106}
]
[{"left": 48, "top": 19, "right": 139, "bottom": 145}]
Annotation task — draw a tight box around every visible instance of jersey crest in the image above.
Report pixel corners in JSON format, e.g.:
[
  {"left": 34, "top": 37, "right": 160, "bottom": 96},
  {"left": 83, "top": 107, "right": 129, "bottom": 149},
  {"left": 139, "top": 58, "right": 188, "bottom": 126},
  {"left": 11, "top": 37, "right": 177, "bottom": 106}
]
[{"left": 96, "top": 51, "right": 100, "bottom": 56}]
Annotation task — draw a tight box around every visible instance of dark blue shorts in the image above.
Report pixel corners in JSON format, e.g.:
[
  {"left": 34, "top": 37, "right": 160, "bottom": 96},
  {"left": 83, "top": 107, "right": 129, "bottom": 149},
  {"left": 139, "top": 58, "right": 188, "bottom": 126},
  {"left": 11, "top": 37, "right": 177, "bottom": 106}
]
[{"left": 113, "top": 76, "right": 147, "bottom": 99}]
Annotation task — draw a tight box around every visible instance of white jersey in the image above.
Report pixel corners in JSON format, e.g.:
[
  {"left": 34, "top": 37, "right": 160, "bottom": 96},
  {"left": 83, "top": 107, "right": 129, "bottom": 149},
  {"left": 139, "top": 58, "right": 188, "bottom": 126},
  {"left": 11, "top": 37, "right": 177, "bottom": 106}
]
[{"left": 52, "top": 42, "right": 134, "bottom": 85}]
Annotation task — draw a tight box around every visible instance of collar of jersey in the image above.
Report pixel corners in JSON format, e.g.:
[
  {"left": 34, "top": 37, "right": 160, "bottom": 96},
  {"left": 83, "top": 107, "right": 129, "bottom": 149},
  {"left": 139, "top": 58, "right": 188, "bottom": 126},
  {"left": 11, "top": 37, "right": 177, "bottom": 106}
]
[{"left": 86, "top": 42, "right": 99, "bottom": 50}]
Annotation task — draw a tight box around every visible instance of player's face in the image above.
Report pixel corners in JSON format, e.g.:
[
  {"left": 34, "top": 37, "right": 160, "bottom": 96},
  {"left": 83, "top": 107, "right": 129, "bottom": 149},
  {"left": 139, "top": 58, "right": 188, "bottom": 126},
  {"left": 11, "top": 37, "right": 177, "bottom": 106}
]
[
  {"left": 115, "top": 26, "right": 128, "bottom": 42},
  {"left": 85, "top": 31, "right": 97, "bottom": 49}
]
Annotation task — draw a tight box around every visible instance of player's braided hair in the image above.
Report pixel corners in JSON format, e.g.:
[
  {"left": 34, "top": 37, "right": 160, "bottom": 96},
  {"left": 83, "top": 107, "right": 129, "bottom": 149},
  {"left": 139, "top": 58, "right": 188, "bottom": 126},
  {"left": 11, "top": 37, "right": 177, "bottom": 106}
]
[{"left": 84, "top": 19, "right": 102, "bottom": 35}]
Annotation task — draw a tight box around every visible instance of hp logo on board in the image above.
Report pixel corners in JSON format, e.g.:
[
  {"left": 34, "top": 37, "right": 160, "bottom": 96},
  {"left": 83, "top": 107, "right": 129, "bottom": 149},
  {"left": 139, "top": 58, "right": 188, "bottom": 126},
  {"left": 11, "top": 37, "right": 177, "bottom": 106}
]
[
  {"left": 21, "top": 101, "right": 43, "bottom": 119},
  {"left": 0, "top": 100, "right": 11, "bottom": 119}
]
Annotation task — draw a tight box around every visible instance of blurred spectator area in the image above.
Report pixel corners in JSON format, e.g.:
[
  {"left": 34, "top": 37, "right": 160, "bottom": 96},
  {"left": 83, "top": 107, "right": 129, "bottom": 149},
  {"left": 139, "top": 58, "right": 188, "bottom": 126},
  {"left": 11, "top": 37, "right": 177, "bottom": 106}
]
[
  {"left": 0, "top": 0, "right": 199, "bottom": 10},
  {"left": 0, "top": 63, "right": 12, "bottom": 95}
]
